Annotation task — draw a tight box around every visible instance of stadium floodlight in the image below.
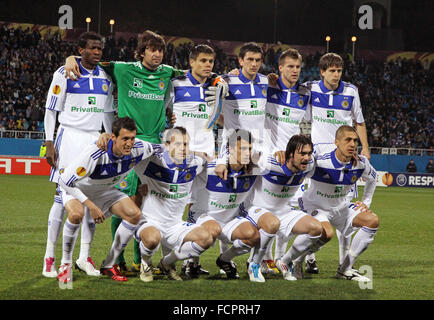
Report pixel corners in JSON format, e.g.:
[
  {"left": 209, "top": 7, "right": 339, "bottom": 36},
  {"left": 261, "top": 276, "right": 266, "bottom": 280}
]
[
  {"left": 86, "top": 17, "right": 91, "bottom": 32},
  {"left": 109, "top": 19, "right": 115, "bottom": 34},
  {"left": 325, "top": 36, "right": 331, "bottom": 53},
  {"left": 351, "top": 36, "right": 357, "bottom": 62}
]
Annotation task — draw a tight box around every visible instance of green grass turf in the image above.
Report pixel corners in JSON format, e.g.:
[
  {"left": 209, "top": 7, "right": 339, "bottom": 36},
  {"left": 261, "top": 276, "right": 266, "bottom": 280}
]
[{"left": 0, "top": 175, "right": 433, "bottom": 300}]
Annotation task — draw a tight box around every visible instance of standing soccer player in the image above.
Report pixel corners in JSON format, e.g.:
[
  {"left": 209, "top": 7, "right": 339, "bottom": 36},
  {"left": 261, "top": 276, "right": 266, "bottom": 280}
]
[
  {"left": 302, "top": 52, "right": 371, "bottom": 274},
  {"left": 42, "top": 32, "right": 115, "bottom": 278},
  {"left": 56, "top": 117, "right": 162, "bottom": 284},
  {"left": 296, "top": 125, "right": 378, "bottom": 281},
  {"left": 65, "top": 30, "right": 185, "bottom": 274}
]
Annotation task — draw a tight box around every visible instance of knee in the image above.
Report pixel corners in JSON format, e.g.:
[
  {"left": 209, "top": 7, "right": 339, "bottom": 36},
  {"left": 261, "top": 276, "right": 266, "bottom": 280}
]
[
  {"left": 140, "top": 229, "right": 161, "bottom": 249},
  {"left": 260, "top": 214, "right": 280, "bottom": 234},
  {"left": 196, "top": 228, "right": 214, "bottom": 249},
  {"left": 309, "top": 221, "right": 323, "bottom": 237},
  {"left": 203, "top": 221, "right": 222, "bottom": 240},
  {"left": 68, "top": 209, "right": 84, "bottom": 224},
  {"left": 248, "top": 228, "right": 261, "bottom": 246},
  {"left": 322, "top": 226, "right": 334, "bottom": 242},
  {"left": 366, "top": 213, "right": 380, "bottom": 229},
  {"left": 126, "top": 207, "right": 142, "bottom": 225}
]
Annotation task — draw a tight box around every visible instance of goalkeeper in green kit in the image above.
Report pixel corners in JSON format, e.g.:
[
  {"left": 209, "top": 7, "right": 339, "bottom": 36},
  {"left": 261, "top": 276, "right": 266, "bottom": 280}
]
[{"left": 64, "top": 30, "right": 185, "bottom": 276}]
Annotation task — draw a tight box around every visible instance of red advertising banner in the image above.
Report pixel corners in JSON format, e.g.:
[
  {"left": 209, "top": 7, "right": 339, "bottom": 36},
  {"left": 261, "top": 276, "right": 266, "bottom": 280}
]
[{"left": 0, "top": 156, "right": 51, "bottom": 176}]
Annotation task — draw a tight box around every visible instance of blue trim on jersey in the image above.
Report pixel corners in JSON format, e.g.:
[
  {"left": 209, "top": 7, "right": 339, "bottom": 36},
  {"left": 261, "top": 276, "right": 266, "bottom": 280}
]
[
  {"left": 206, "top": 174, "right": 257, "bottom": 193},
  {"left": 310, "top": 166, "right": 364, "bottom": 185},
  {"left": 78, "top": 60, "right": 100, "bottom": 76},
  {"left": 319, "top": 80, "right": 344, "bottom": 94},
  {"left": 267, "top": 86, "right": 309, "bottom": 110},
  {"left": 66, "top": 77, "right": 110, "bottom": 96},
  {"left": 174, "top": 86, "right": 204, "bottom": 103},
  {"left": 142, "top": 160, "right": 198, "bottom": 184},
  {"left": 187, "top": 70, "right": 200, "bottom": 85},
  {"left": 311, "top": 91, "right": 354, "bottom": 111},
  {"left": 89, "top": 154, "right": 143, "bottom": 180},
  {"left": 238, "top": 69, "right": 260, "bottom": 83},
  {"left": 226, "top": 84, "right": 268, "bottom": 101},
  {"left": 47, "top": 96, "right": 58, "bottom": 110},
  {"left": 91, "top": 149, "right": 106, "bottom": 160},
  {"left": 163, "top": 151, "right": 188, "bottom": 169},
  {"left": 106, "top": 140, "right": 133, "bottom": 162}
]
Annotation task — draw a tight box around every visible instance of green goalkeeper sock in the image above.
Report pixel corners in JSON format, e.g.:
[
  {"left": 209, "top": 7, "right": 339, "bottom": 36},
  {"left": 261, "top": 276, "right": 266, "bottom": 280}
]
[{"left": 133, "top": 238, "right": 141, "bottom": 265}]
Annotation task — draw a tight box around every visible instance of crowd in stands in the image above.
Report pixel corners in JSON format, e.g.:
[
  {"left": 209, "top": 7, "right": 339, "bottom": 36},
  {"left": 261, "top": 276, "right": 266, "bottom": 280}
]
[{"left": 0, "top": 25, "right": 432, "bottom": 152}]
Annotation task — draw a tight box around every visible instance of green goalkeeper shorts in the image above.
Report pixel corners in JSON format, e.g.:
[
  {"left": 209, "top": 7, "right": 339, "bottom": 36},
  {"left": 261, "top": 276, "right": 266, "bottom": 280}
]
[{"left": 115, "top": 170, "right": 139, "bottom": 197}]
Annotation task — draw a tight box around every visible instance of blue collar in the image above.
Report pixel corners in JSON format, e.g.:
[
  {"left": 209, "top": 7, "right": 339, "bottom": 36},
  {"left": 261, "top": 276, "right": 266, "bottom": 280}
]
[
  {"left": 281, "top": 162, "right": 294, "bottom": 177},
  {"left": 330, "top": 148, "right": 353, "bottom": 169},
  {"left": 278, "top": 77, "right": 299, "bottom": 91},
  {"left": 239, "top": 69, "right": 260, "bottom": 84},
  {"left": 163, "top": 151, "right": 188, "bottom": 169},
  {"left": 187, "top": 70, "right": 201, "bottom": 85},
  {"left": 77, "top": 59, "right": 100, "bottom": 76},
  {"left": 107, "top": 139, "right": 131, "bottom": 162},
  {"left": 319, "top": 79, "right": 344, "bottom": 94}
]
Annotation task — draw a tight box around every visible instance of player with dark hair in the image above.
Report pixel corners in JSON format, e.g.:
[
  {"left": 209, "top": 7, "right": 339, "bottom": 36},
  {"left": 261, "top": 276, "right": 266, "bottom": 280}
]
[{"left": 42, "top": 31, "right": 115, "bottom": 278}]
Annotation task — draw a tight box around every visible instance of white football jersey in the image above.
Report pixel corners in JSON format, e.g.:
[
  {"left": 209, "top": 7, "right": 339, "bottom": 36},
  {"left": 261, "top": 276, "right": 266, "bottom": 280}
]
[
  {"left": 305, "top": 80, "right": 364, "bottom": 143},
  {"left": 134, "top": 151, "right": 206, "bottom": 226},
  {"left": 45, "top": 60, "right": 115, "bottom": 131},
  {"left": 300, "top": 143, "right": 377, "bottom": 211},
  {"left": 243, "top": 154, "right": 314, "bottom": 216},
  {"left": 189, "top": 160, "right": 258, "bottom": 224},
  {"left": 58, "top": 138, "right": 160, "bottom": 202},
  {"left": 265, "top": 78, "right": 311, "bottom": 153},
  {"left": 168, "top": 71, "right": 216, "bottom": 157},
  {"left": 222, "top": 71, "right": 268, "bottom": 150}
]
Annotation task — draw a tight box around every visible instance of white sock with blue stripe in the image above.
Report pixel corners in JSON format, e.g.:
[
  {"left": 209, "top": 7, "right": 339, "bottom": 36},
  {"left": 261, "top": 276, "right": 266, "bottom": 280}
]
[
  {"left": 102, "top": 220, "right": 137, "bottom": 268},
  {"left": 221, "top": 239, "right": 252, "bottom": 262},
  {"left": 45, "top": 195, "right": 65, "bottom": 259},
  {"left": 340, "top": 226, "right": 378, "bottom": 272},
  {"left": 162, "top": 242, "right": 205, "bottom": 265},
  {"left": 61, "top": 218, "right": 80, "bottom": 265},
  {"left": 252, "top": 229, "right": 275, "bottom": 264}
]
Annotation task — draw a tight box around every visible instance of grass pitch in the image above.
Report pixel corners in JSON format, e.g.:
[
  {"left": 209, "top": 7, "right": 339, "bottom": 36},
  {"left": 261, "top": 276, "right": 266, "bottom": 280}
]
[{"left": 0, "top": 175, "right": 433, "bottom": 300}]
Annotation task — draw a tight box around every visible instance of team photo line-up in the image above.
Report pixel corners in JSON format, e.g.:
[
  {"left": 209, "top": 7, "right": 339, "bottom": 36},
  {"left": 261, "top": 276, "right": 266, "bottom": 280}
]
[{"left": 42, "top": 29, "right": 379, "bottom": 284}]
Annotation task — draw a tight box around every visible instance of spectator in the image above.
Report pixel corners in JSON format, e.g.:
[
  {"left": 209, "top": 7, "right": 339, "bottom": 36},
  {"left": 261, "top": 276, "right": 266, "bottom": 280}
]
[
  {"left": 406, "top": 159, "right": 417, "bottom": 173},
  {"left": 426, "top": 159, "right": 434, "bottom": 173}
]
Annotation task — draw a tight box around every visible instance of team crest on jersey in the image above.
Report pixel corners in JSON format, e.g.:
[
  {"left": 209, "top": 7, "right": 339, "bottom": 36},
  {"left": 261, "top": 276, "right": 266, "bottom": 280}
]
[
  {"left": 341, "top": 99, "right": 350, "bottom": 109},
  {"left": 254, "top": 208, "right": 262, "bottom": 213},
  {"left": 311, "top": 210, "right": 318, "bottom": 216},
  {"left": 53, "top": 85, "right": 61, "bottom": 95},
  {"left": 243, "top": 181, "right": 250, "bottom": 190},
  {"left": 185, "top": 173, "right": 192, "bottom": 181},
  {"left": 129, "top": 161, "right": 136, "bottom": 169},
  {"left": 76, "top": 167, "right": 87, "bottom": 177},
  {"left": 59, "top": 168, "right": 65, "bottom": 174},
  {"left": 298, "top": 98, "right": 304, "bottom": 107},
  {"left": 102, "top": 81, "right": 108, "bottom": 92},
  {"left": 159, "top": 80, "right": 165, "bottom": 90},
  {"left": 262, "top": 86, "right": 267, "bottom": 97},
  {"left": 351, "top": 175, "right": 358, "bottom": 183}
]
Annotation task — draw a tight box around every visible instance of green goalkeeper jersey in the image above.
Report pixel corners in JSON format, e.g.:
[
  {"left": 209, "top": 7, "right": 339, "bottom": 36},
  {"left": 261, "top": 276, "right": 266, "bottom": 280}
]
[{"left": 100, "top": 61, "right": 183, "bottom": 143}]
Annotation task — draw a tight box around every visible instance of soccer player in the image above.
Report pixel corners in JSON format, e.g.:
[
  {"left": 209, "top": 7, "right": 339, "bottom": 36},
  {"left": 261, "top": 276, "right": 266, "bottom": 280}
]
[
  {"left": 191, "top": 129, "right": 281, "bottom": 282},
  {"left": 239, "top": 135, "right": 324, "bottom": 281},
  {"left": 296, "top": 125, "right": 378, "bottom": 281},
  {"left": 259, "top": 48, "right": 311, "bottom": 274},
  {"left": 219, "top": 42, "right": 269, "bottom": 154},
  {"left": 133, "top": 127, "right": 221, "bottom": 282},
  {"left": 56, "top": 117, "right": 161, "bottom": 284},
  {"left": 65, "top": 30, "right": 186, "bottom": 274},
  {"left": 42, "top": 32, "right": 115, "bottom": 278},
  {"left": 302, "top": 52, "right": 371, "bottom": 274}
]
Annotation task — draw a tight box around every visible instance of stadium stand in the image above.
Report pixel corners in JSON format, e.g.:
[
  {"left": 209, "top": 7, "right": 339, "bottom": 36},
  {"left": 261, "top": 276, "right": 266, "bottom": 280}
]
[{"left": 0, "top": 24, "right": 432, "bottom": 154}]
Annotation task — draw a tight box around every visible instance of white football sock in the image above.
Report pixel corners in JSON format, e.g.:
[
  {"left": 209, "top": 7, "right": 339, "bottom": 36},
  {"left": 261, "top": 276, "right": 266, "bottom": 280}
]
[
  {"left": 139, "top": 241, "right": 158, "bottom": 265},
  {"left": 336, "top": 229, "right": 351, "bottom": 265},
  {"left": 281, "top": 233, "right": 322, "bottom": 264},
  {"left": 340, "top": 226, "right": 377, "bottom": 272},
  {"left": 221, "top": 239, "right": 252, "bottom": 262},
  {"left": 101, "top": 220, "right": 137, "bottom": 268},
  {"left": 78, "top": 209, "right": 96, "bottom": 261},
  {"left": 44, "top": 195, "right": 65, "bottom": 259},
  {"left": 274, "top": 234, "right": 289, "bottom": 261},
  {"left": 61, "top": 218, "right": 80, "bottom": 265},
  {"left": 162, "top": 242, "right": 205, "bottom": 265},
  {"left": 252, "top": 229, "right": 275, "bottom": 264}
]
